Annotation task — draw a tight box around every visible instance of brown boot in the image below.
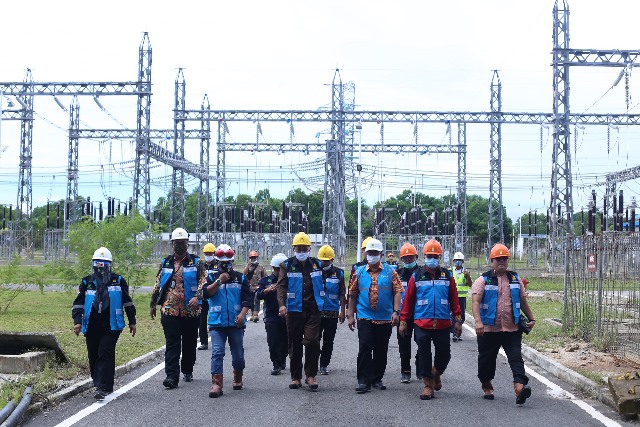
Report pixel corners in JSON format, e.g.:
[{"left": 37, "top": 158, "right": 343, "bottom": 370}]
[
  {"left": 420, "top": 377, "right": 435, "bottom": 400},
  {"left": 481, "top": 381, "right": 494, "bottom": 400},
  {"left": 432, "top": 367, "right": 442, "bottom": 391},
  {"left": 232, "top": 370, "right": 243, "bottom": 390},
  {"left": 209, "top": 374, "right": 223, "bottom": 398},
  {"left": 514, "top": 382, "right": 531, "bottom": 404}
]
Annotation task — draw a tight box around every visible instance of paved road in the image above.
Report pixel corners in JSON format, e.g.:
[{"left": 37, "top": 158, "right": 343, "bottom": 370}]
[{"left": 24, "top": 321, "right": 632, "bottom": 427}]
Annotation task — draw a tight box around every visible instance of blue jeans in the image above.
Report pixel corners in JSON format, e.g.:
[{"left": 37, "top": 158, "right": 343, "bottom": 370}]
[{"left": 210, "top": 327, "right": 245, "bottom": 374}]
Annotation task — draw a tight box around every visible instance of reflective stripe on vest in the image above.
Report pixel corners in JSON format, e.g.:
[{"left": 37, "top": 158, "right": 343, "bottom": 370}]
[
  {"left": 322, "top": 272, "right": 341, "bottom": 312},
  {"left": 480, "top": 271, "right": 521, "bottom": 326},
  {"left": 208, "top": 272, "right": 244, "bottom": 328},
  {"left": 159, "top": 258, "right": 200, "bottom": 303},
  {"left": 413, "top": 271, "right": 451, "bottom": 320},
  {"left": 355, "top": 264, "right": 394, "bottom": 321},
  {"left": 453, "top": 269, "right": 469, "bottom": 298},
  {"left": 285, "top": 260, "right": 324, "bottom": 312},
  {"left": 81, "top": 277, "right": 126, "bottom": 334}
]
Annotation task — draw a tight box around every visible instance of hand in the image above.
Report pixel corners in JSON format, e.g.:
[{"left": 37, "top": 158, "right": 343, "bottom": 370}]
[
  {"left": 399, "top": 323, "right": 406, "bottom": 337},
  {"left": 74, "top": 324, "right": 81, "bottom": 336},
  {"left": 339, "top": 312, "right": 346, "bottom": 324},
  {"left": 475, "top": 322, "right": 484, "bottom": 336},
  {"left": 391, "top": 311, "right": 399, "bottom": 326},
  {"left": 526, "top": 319, "right": 536, "bottom": 329},
  {"left": 464, "top": 271, "right": 471, "bottom": 279},
  {"left": 236, "top": 314, "right": 245, "bottom": 328},
  {"left": 454, "top": 321, "right": 462, "bottom": 336},
  {"left": 150, "top": 306, "right": 156, "bottom": 320},
  {"left": 279, "top": 306, "right": 287, "bottom": 318},
  {"left": 129, "top": 324, "right": 137, "bottom": 337},
  {"left": 267, "top": 284, "right": 277, "bottom": 293},
  {"left": 347, "top": 316, "right": 356, "bottom": 331},
  {"left": 188, "top": 297, "right": 199, "bottom": 311},
  {"left": 218, "top": 273, "right": 230, "bottom": 283}
]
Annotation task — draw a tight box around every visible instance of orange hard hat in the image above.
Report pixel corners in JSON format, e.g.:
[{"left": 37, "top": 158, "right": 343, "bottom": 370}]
[
  {"left": 422, "top": 239, "right": 443, "bottom": 255},
  {"left": 399, "top": 243, "right": 418, "bottom": 257},
  {"left": 249, "top": 250, "right": 258, "bottom": 257},
  {"left": 490, "top": 243, "right": 511, "bottom": 259}
]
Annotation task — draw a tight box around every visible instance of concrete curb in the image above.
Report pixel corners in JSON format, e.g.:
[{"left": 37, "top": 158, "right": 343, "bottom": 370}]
[{"left": 28, "top": 345, "right": 165, "bottom": 413}]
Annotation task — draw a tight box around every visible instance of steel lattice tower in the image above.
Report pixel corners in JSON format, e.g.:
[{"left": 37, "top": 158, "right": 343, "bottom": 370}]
[
  {"left": 66, "top": 96, "right": 80, "bottom": 234},
  {"left": 487, "top": 70, "right": 504, "bottom": 254},
  {"left": 15, "top": 69, "right": 34, "bottom": 257},
  {"left": 133, "top": 33, "right": 153, "bottom": 220},
  {"left": 196, "top": 94, "right": 212, "bottom": 247},
  {"left": 170, "top": 68, "right": 186, "bottom": 230},
  {"left": 455, "top": 123, "right": 467, "bottom": 252}
]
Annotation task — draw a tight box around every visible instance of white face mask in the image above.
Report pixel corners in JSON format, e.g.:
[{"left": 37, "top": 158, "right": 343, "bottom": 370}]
[
  {"left": 295, "top": 252, "right": 309, "bottom": 262},
  {"left": 251, "top": 260, "right": 259, "bottom": 265},
  {"left": 204, "top": 255, "right": 215, "bottom": 263},
  {"left": 367, "top": 255, "right": 381, "bottom": 265},
  {"left": 322, "top": 263, "right": 332, "bottom": 271}
]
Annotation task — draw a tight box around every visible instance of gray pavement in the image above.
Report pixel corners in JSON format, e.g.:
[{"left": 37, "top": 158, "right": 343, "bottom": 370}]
[{"left": 23, "top": 319, "right": 634, "bottom": 427}]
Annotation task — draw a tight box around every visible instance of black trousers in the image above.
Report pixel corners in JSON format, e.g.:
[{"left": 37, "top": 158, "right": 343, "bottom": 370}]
[
  {"left": 396, "top": 318, "right": 419, "bottom": 374},
  {"left": 85, "top": 315, "right": 121, "bottom": 393},
  {"left": 356, "top": 320, "right": 393, "bottom": 385},
  {"left": 319, "top": 317, "right": 338, "bottom": 368},
  {"left": 414, "top": 326, "right": 451, "bottom": 378},
  {"left": 199, "top": 299, "right": 209, "bottom": 346},
  {"left": 265, "top": 320, "right": 288, "bottom": 368},
  {"left": 477, "top": 331, "right": 529, "bottom": 385},
  {"left": 161, "top": 314, "right": 199, "bottom": 381},
  {"left": 287, "top": 311, "right": 321, "bottom": 380}
]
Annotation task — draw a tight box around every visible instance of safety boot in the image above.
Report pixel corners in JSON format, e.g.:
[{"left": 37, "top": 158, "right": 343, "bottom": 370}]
[
  {"left": 232, "top": 370, "right": 243, "bottom": 390},
  {"left": 432, "top": 367, "right": 442, "bottom": 391},
  {"left": 209, "top": 374, "right": 223, "bottom": 398},
  {"left": 514, "top": 382, "right": 531, "bottom": 404},
  {"left": 420, "top": 377, "right": 435, "bottom": 400},
  {"left": 481, "top": 380, "right": 494, "bottom": 400}
]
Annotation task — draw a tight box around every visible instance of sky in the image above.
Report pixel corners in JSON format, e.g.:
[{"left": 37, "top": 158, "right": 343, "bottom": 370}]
[{"left": 1, "top": 0, "right": 640, "bottom": 227}]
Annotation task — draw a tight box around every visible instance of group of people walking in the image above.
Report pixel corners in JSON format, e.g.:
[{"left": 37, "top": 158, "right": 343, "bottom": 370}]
[{"left": 71, "top": 228, "right": 536, "bottom": 406}]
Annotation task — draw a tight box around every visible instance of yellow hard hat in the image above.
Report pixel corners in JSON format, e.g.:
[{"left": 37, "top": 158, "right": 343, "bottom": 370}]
[
  {"left": 361, "top": 236, "right": 373, "bottom": 249},
  {"left": 203, "top": 243, "right": 216, "bottom": 253},
  {"left": 317, "top": 245, "right": 335, "bottom": 261},
  {"left": 292, "top": 232, "right": 311, "bottom": 246}
]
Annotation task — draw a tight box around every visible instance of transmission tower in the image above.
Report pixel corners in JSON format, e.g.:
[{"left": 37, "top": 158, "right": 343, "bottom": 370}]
[
  {"left": 196, "top": 94, "right": 212, "bottom": 248},
  {"left": 170, "top": 68, "right": 186, "bottom": 230},
  {"left": 66, "top": 96, "right": 80, "bottom": 235},
  {"left": 455, "top": 123, "right": 467, "bottom": 252},
  {"left": 487, "top": 70, "right": 504, "bottom": 255},
  {"left": 133, "top": 33, "right": 153, "bottom": 220},
  {"left": 14, "top": 69, "right": 34, "bottom": 257}
]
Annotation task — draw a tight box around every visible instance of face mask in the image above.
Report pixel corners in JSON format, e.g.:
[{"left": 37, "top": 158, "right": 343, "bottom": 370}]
[
  {"left": 295, "top": 252, "right": 309, "bottom": 262},
  {"left": 219, "top": 262, "right": 234, "bottom": 273},
  {"left": 322, "top": 263, "right": 332, "bottom": 271},
  {"left": 404, "top": 261, "right": 417, "bottom": 269},
  {"left": 204, "top": 255, "right": 215, "bottom": 263},
  {"left": 425, "top": 258, "right": 439, "bottom": 269},
  {"left": 454, "top": 261, "right": 463, "bottom": 268},
  {"left": 367, "top": 255, "right": 381, "bottom": 264},
  {"left": 92, "top": 261, "right": 111, "bottom": 285},
  {"left": 173, "top": 241, "right": 188, "bottom": 257},
  {"left": 251, "top": 260, "right": 259, "bottom": 265}
]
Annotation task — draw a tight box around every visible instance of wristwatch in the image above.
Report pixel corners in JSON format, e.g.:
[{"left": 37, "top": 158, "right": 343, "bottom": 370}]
[{"left": 393, "top": 310, "right": 400, "bottom": 315}]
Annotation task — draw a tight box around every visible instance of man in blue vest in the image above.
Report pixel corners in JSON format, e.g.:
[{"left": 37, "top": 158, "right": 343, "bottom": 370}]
[
  {"left": 197, "top": 243, "right": 217, "bottom": 350},
  {"left": 451, "top": 251, "right": 472, "bottom": 342},
  {"left": 150, "top": 227, "right": 201, "bottom": 389},
  {"left": 317, "top": 244, "right": 346, "bottom": 376},
  {"left": 395, "top": 242, "right": 420, "bottom": 384},
  {"left": 400, "top": 239, "right": 462, "bottom": 400},
  {"left": 256, "top": 253, "right": 289, "bottom": 375},
  {"left": 471, "top": 243, "right": 536, "bottom": 404},
  {"left": 203, "top": 243, "right": 251, "bottom": 398},
  {"left": 277, "top": 232, "right": 323, "bottom": 390},
  {"left": 72, "top": 247, "right": 136, "bottom": 400},
  {"left": 348, "top": 238, "right": 403, "bottom": 394}
]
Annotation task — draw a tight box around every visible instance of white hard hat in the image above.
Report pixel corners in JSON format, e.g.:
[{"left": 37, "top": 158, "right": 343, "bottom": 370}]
[
  {"left": 92, "top": 247, "right": 113, "bottom": 262},
  {"left": 453, "top": 252, "right": 465, "bottom": 261},
  {"left": 365, "top": 238, "right": 384, "bottom": 253},
  {"left": 270, "top": 253, "right": 288, "bottom": 267},
  {"left": 171, "top": 227, "right": 189, "bottom": 241}
]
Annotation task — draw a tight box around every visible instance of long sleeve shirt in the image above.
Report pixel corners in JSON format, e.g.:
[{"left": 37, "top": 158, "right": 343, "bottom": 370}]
[
  {"left": 471, "top": 272, "right": 525, "bottom": 333},
  {"left": 400, "top": 267, "right": 461, "bottom": 330},
  {"left": 349, "top": 262, "right": 403, "bottom": 324},
  {"left": 243, "top": 262, "right": 267, "bottom": 292},
  {"left": 277, "top": 257, "right": 320, "bottom": 315},
  {"left": 321, "top": 266, "right": 346, "bottom": 318},
  {"left": 256, "top": 273, "right": 283, "bottom": 323},
  {"left": 150, "top": 253, "right": 202, "bottom": 317},
  {"left": 72, "top": 273, "right": 136, "bottom": 326}
]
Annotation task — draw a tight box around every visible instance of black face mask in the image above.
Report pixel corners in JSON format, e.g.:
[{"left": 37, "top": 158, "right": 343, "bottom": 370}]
[
  {"left": 93, "top": 264, "right": 111, "bottom": 286},
  {"left": 173, "top": 240, "right": 188, "bottom": 257},
  {"left": 219, "top": 262, "right": 234, "bottom": 273}
]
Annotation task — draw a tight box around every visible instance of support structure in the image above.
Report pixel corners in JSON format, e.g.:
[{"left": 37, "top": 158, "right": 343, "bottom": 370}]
[
  {"left": 196, "top": 94, "right": 211, "bottom": 247},
  {"left": 66, "top": 96, "right": 80, "bottom": 234},
  {"left": 169, "top": 68, "right": 186, "bottom": 230},
  {"left": 487, "top": 70, "right": 504, "bottom": 254},
  {"left": 455, "top": 123, "right": 467, "bottom": 252},
  {"left": 15, "top": 69, "right": 34, "bottom": 257},
  {"left": 133, "top": 32, "right": 153, "bottom": 220}
]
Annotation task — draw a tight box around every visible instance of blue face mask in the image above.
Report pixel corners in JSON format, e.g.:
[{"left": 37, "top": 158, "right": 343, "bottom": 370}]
[
  {"left": 425, "top": 258, "right": 439, "bottom": 269},
  {"left": 454, "top": 261, "right": 463, "bottom": 268},
  {"left": 404, "top": 261, "right": 417, "bottom": 269}
]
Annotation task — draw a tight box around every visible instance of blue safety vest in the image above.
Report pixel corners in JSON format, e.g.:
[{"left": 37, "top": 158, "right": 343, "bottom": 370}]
[
  {"left": 397, "top": 265, "right": 419, "bottom": 311},
  {"left": 81, "top": 275, "right": 126, "bottom": 334},
  {"left": 480, "top": 270, "right": 521, "bottom": 325},
  {"left": 355, "top": 264, "right": 394, "bottom": 321},
  {"left": 207, "top": 270, "right": 245, "bottom": 328},
  {"left": 321, "top": 267, "right": 344, "bottom": 313},
  {"left": 158, "top": 254, "right": 200, "bottom": 304},
  {"left": 412, "top": 267, "right": 453, "bottom": 320},
  {"left": 284, "top": 257, "right": 324, "bottom": 312}
]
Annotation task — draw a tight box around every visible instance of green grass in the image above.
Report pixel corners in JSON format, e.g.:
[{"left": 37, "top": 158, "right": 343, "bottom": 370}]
[
  {"left": 522, "top": 299, "right": 564, "bottom": 348},
  {"left": 0, "top": 290, "right": 164, "bottom": 407}
]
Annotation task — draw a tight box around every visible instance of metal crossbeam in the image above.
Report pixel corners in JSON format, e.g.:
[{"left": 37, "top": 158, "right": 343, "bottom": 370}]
[
  {"left": 0, "top": 82, "right": 149, "bottom": 96},
  {"left": 560, "top": 49, "right": 640, "bottom": 67},
  {"left": 75, "top": 129, "right": 204, "bottom": 139},
  {"left": 217, "top": 141, "right": 460, "bottom": 154}
]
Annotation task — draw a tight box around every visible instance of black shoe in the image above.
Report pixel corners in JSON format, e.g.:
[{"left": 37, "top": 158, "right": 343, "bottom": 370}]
[
  {"left": 372, "top": 381, "right": 386, "bottom": 390},
  {"left": 319, "top": 366, "right": 329, "bottom": 375},
  {"left": 183, "top": 373, "right": 193, "bottom": 382},
  {"left": 197, "top": 344, "right": 208, "bottom": 350},
  {"left": 271, "top": 367, "right": 282, "bottom": 375},
  {"left": 516, "top": 386, "right": 532, "bottom": 405},
  {"left": 93, "top": 389, "right": 108, "bottom": 400},
  {"left": 163, "top": 378, "right": 178, "bottom": 389},
  {"left": 355, "top": 383, "right": 371, "bottom": 394},
  {"left": 400, "top": 372, "right": 411, "bottom": 384},
  {"left": 280, "top": 363, "right": 287, "bottom": 370}
]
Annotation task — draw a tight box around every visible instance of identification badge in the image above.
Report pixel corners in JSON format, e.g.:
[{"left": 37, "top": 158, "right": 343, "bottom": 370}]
[
  {"left": 441, "top": 299, "right": 448, "bottom": 305},
  {"left": 319, "top": 291, "right": 326, "bottom": 297},
  {"left": 170, "top": 280, "right": 176, "bottom": 289},
  {"left": 191, "top": 286, "right": 198, "bottom": 292},
  {"left": 287, "top": 293, "right": 296, "bottom": 299}
]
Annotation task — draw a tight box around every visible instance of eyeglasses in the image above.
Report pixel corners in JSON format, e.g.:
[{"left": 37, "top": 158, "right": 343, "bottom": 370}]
[
  {"left": 493, "top": 256, "right": 509, "bottom": 262},
  {"left": 92, "top": 261, "right": 110, "bottom": 267},
  {"left": 294, "top": 246, "right": 311, "bottom": 253},
  {"left": 215, "top": 248, "right": 235, "bottom": 258},
  {"left": 425, "top": 254, "right": 439, "bottom": 259}
]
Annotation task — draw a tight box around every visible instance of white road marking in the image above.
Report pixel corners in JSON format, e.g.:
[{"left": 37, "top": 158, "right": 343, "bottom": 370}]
[
  {"left": 463, "top": 324, "right": 621, "bottom": 427},
  {"left": 54, "top": 362, "right": 165, "bottom": 427}
]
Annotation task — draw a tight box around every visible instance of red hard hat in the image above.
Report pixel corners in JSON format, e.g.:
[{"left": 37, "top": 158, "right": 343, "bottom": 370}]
[
  {"left": 422, "top": 239, "right": 443, "bottom": 255},
  {"left": 249, "top": 250, "right": 258, "bottom": 257}
]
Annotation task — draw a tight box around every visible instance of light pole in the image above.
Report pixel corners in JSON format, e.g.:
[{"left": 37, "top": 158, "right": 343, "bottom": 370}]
[{"left": 356, "top": 121, "right": 363, "bottom": 262}]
